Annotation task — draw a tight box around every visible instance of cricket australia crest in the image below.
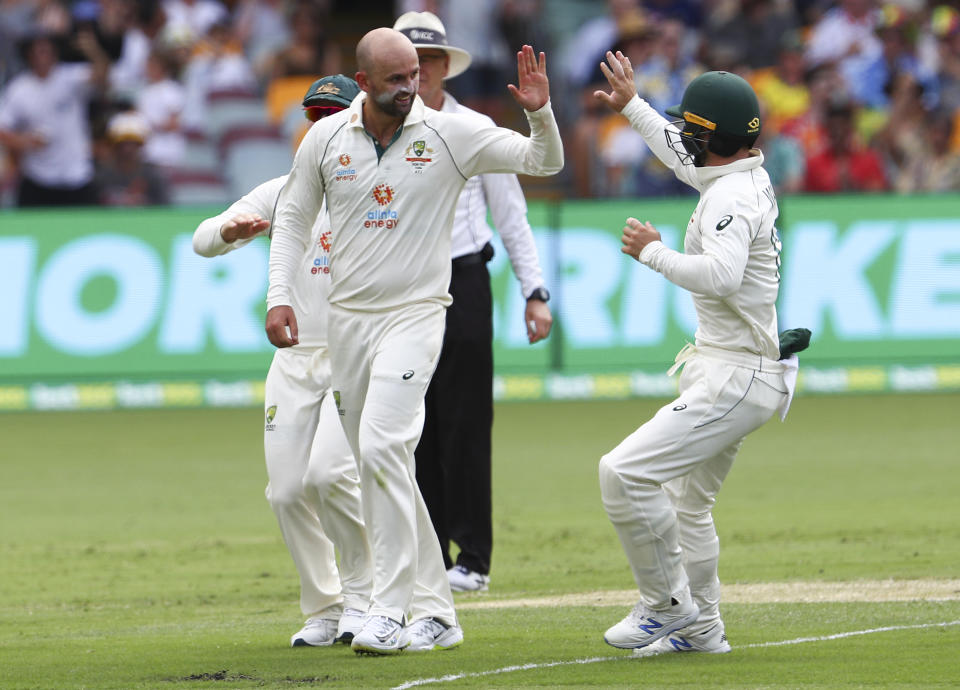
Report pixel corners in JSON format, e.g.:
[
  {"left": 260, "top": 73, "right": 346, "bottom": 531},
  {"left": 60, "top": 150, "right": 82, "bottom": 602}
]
[{"left": 404, "top": 139, "right": 435, "bottom": 173}]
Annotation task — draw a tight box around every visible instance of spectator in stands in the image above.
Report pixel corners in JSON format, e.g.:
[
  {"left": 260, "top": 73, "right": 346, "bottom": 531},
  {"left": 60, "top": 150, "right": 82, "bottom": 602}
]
[
  {"left": 180, "top": 17, "right": 258, "bottom": 131},
  {"left": 561, "top": 0, "right": 641, "bottom": 90},
  {"left": 0, "top": 31, "right": 109, "bottom": 206},
  {"left": 750, "top": 30, "right": 810, "bottom": 136},
  {"left": 234, "top": 0, "right": 289, "bottom": 80},
  {"left": 136, "top": 48, "right": 186, "bottom": 169},
  {"left": 805, "top": 0, "right": 881, "bottom": 75},
  {"left": 871, "top": 70, "right": 930, "bottom": 183},
  {"left": 96, "top": 110, "right": 170, "bottom": 205},
  {"left": 263, "top": 0, "right": 340, "bottom": 84},
  {"left": 847, "top": 4, "right": 933, "bottom": 110},
  {"left": 441, "top": 0, "right": 512, "bottom": 122},
  {"left": 112, "top": 0, "right": 168, "bottom": 100},
  {"left": 702, "top": 0, "right": 798, "bottom": 70},
  {"left": 803, "top": 95, "right": 888, "bottom": 193},
  {"left": 634, "top": 17, "right": 701, "bottom": 116},
  {"left": 162, "top": 0, "right": 227, "bottom": 43},
  {"left": 929, "top": 4, "right": 960, "bottom": 114},
  {"left": 893, "top": 107, "right": 960, "bottom": 192},
  {"left": 755, "top": 103, "right": 806, "bottom": 194}
]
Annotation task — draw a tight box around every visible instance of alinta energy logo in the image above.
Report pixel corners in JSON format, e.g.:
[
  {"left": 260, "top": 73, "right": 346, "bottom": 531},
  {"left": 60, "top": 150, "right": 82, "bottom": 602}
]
[
  {"left": 335, "top": 152, "right": 357, "bottom": 182},
  {"left": 265, "top": 405, "right": 278, "bottom": 430},
  {"left": 312, "top": 231, "right": 332, "bottom": 275},
  {"left": 366, "top": 183, "right": 400, "bottom": 229}
]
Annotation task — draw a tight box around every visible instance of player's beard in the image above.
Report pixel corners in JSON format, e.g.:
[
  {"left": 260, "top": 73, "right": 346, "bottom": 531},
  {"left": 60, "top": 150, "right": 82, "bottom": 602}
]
[{"left": 373, "top": 84, "right": 416, "bottom": 118}]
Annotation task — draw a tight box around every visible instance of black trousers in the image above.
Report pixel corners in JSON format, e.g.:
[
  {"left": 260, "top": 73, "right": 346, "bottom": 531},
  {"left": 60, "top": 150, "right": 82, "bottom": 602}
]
[
  {"left": 415, "top": 255, "right": 494, "bottom": 575},
  {"left": 17, "top": 176, "right": 98, "bottom": 207}
]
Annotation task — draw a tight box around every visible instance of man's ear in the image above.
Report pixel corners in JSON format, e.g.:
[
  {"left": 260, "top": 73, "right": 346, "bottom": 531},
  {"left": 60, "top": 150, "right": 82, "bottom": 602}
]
[{"left": 355, "top": 71, "right": 370, "bottom": 93}]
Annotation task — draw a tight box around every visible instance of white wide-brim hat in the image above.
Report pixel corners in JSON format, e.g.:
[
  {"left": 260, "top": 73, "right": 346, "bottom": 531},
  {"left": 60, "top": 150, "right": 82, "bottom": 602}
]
[{"left": 393, "top": 11, "right": 472, "bottom": 79}]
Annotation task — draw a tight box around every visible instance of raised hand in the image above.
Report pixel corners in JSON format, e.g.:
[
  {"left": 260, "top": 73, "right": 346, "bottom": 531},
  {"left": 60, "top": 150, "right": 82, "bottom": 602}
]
[
  {"left": 220, "top": 213, "right": 270, "bottom": 243},
  {"left": 507, "top": 45, "right": 550, "bottom": 111},
  {"left": 594, "top": 51, "right": 638, "bottom": 113}
]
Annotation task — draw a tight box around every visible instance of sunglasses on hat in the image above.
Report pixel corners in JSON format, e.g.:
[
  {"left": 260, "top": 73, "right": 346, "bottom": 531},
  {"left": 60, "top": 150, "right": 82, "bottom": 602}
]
[{"left": 304, "top": 105, "right": 344, "bottom": 122}]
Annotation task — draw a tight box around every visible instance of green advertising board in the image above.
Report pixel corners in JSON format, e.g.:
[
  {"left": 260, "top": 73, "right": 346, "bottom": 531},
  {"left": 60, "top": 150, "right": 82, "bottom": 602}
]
[{"left": 2, "top": 194, "right": 959, "bottom": 410}]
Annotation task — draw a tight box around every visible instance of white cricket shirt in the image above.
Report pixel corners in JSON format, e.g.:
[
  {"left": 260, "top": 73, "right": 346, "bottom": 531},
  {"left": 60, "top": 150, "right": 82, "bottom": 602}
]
[
  {"left": 0, "top": 63, "right": 94, "bottom": 187},
  {"left": 193, "top": 175, "right": 332, "bottom": 352},
  {"left": 620, "top": 95, "right": 782, "bottom": 359},
  {"left": 442, "top": 93, "right": 545, "bottom": 298},
  {"left": 268, "top": 93, "right": 562, "bottom": 312}
]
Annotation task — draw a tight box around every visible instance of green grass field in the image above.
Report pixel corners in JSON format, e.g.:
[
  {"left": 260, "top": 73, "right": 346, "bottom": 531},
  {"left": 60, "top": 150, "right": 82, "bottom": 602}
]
[{"left": 2, "top": 393, "right": 959, "bottom": 689}]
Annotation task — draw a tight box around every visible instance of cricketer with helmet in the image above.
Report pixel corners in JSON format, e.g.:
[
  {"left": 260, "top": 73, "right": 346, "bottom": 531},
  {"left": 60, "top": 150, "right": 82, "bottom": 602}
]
[{"left": 592, "top": 52, "right": 805, "bottom": 655}]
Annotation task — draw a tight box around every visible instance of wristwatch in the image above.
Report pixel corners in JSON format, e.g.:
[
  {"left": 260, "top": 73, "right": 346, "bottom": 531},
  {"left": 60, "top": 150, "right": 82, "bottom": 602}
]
[{"left": 527, "top": 287, "right": 550, "bottom": 302}]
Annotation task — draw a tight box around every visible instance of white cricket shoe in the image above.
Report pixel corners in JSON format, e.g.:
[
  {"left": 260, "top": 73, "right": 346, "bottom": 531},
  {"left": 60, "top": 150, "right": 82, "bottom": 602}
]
[
  {"left": 290, "top": 617, "right": 339, "bottom": 647},
  {"left": 447, "top": 565, "right": 490, "bottom": 592},
  {"left": 632, "top": 623, "right": 732, "bottom": 657},
  {"left": 405, "top": 617, "right": 464, "bottom": 652},
  {"left": 335, "top": 607, "right": 366, "bottom": 644},
  {"left": 604, "top": 595, "right": 700, "bottom": 649},
  {"left": 350, "top": 615, "right": 408, "bottom": 655}
]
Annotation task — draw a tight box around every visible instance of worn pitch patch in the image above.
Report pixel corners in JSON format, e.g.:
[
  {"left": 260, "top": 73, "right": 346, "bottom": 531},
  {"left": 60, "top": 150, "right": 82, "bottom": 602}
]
[{"left": 455, "top": 579, "right": 960, "bottom": 610}]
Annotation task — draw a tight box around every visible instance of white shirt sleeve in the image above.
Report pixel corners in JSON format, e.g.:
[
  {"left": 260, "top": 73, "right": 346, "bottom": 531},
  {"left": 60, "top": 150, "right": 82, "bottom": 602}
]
[
  {"left": 192, "top": 176, "right": 285, "bottom": 257},
  {"left": 482, "top": 173, "right": 544, "bottom": 297},
  {"left": 268, "top": 124, "right": 327, "bottom": 309},
  {"left": 456, "top": 100, "right": 563, "bottom": 179},
  {"left": 620, "top": 95, "right": 700, "bottom": 191},
  {"left": 638, "top": 196, "right": 750, "bottom": 298}
]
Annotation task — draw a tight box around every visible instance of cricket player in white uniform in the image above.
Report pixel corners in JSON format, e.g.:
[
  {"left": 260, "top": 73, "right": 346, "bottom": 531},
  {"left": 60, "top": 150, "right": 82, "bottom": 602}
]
[
  {"left": 393, "top": 11, "right": 554, "bottom": 596},
  {"left": 266, "top": 30, "right": 563, "bottom": 655},
  {"left": 192, "top": 76, "right": 372, "bottom": 648},
  {"left": 594, "top": 53, "right": 806, "bottom": 655}
]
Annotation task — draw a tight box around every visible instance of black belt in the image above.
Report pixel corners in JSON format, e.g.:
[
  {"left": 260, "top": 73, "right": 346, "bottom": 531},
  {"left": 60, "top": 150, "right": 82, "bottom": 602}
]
[{"left": 452, "top": 242, "right": 494, "bottom": 268}]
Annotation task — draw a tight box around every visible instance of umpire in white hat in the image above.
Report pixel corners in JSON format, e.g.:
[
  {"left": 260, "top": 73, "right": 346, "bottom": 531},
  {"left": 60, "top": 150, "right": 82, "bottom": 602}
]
[{"left": 393, "top": 10, "right": 553, "bottom": 594}]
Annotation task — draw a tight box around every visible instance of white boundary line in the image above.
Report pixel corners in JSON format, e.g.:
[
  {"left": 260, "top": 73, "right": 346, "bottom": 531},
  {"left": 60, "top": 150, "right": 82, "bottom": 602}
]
[{"left": 391, "top": 620, "right": 960, "bottom": 690}]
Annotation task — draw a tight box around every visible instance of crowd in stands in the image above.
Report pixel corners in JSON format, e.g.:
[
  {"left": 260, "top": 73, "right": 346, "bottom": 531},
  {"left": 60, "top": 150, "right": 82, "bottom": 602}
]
[{"left": 2, "top": 0, "right": 960, "bottom": 207}]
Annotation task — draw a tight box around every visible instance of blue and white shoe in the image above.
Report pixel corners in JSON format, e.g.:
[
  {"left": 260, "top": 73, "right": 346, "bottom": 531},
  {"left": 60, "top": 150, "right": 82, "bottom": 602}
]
[
  {"left": 604, "top": 594, "right": 700, "bottom": 649},
  {"left": 633, "top": 623, "right": 732, "bottom": 656}
]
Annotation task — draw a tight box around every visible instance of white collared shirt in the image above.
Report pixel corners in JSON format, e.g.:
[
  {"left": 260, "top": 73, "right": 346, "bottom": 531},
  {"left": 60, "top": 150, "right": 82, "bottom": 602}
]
[
  {"left": 268, "top": 93, "right": 562, "bottom": 312},
  {"left": 621, "top": 95, "right": 782, "bottom": 360},
  {"left": 193, "top": 175, "right": 332, "bottom": 352}
]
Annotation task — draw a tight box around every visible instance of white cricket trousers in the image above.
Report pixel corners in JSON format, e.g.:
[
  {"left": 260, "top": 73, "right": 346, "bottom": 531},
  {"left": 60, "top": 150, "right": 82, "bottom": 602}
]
[
  {"left": 328, "top": 301, "right": 457, "bottom": 627},
  {"left": 264, "top": 347, "right": 372, "bottom": 618},
  {"left": 599, "top": 346, "right": 789, "bottom": 628}
]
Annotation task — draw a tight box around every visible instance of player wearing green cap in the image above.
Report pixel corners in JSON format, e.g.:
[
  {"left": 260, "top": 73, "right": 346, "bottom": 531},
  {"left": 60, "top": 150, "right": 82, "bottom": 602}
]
[
  {"left": 192, "top": 76, "right": 373, "bottom": 649},
  {"left": 593, "top": 52, "right": 806, "bottom": 655}
]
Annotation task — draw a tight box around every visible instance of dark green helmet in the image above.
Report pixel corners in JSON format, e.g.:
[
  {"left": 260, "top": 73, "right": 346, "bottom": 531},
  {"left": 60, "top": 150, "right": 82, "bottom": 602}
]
[{"left": 664, "top": 71, "right": 761, "bottom": 166}]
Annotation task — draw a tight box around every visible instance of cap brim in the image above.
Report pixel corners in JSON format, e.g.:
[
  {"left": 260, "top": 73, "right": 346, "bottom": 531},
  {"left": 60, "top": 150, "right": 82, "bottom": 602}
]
[
  {"left": 414, "top": 44, "right": 472, "bottom": 79},
  {"left": 665, "top": 104, "right": 682, "bottom": 118}
]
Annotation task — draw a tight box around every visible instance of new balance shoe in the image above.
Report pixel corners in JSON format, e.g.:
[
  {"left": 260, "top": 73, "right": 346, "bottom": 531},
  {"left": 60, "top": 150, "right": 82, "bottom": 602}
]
[
  {"left": 633, "top": 623, "right": 732, "bottom": 657},
  {"left": 405, "top": 617, "right": 464, "bottom": 652},
  {"left": 603, "top": 595, "right": 700, "bottom": 649},
  {"left": 350, "top": 615, "right": 408, "bottom": 655},
  {"left": 335, "top": 607, "right": 366, "bottom": 644},
  {"left": 447, "top": 565, "right": 490, "bottom": 592},
  {"left": 290, "top": 617, "right": 339, "bottom": 647}
]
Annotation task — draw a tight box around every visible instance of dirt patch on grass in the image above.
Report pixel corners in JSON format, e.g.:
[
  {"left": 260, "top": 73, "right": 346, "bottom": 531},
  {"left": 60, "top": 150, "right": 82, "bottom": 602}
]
[{"left": 456, "top": 579, "right": 960, "bottom": 610}]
